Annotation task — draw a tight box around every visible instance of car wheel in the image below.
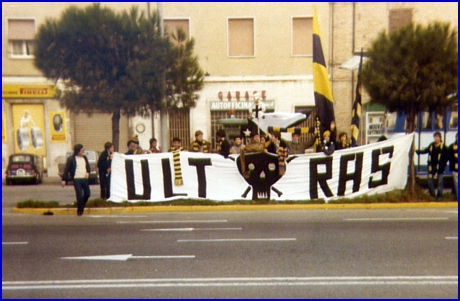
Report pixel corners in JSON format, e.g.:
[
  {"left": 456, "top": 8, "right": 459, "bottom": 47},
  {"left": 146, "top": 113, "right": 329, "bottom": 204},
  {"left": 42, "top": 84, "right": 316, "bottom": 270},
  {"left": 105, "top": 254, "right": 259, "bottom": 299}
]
[
  {"left": 6, "top": 179, "right": 11, "bottom": 186},
  {"left": 34, "top": 174, "right": 40, "bottom": 185}
]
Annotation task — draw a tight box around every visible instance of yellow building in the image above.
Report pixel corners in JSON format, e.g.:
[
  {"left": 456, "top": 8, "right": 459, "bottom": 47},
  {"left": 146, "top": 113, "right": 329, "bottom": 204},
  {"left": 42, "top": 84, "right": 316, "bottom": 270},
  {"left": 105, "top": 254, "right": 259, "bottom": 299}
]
[{"left": 2, "top": 2, "right": 457, "bottom": 178}]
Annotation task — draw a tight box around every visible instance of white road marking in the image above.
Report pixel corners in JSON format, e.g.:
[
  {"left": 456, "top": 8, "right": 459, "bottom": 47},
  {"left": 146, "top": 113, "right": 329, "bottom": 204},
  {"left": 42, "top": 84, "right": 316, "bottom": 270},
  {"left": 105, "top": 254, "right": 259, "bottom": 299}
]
[
  {"left": 177, "top": 238, "right": 296, "bottom": 242},
  {"left": 2, "top": 242, "right": 28, "bottom": 245},
  {"left": 60, "top": 254, "right": 195, "bottom": 261},
  {"left": 117, "top": 220, "right": 228, "bottom": 224},
  {"left": 445, "top": 237, "right": 458, "bottom": 240},
  {"left": 3, "top": 276, "right": 457, "bottom": 290},
  {"left": 88, "top": 215, "right": 148, "bottom": 218},
  {"left": 344, "top": 218, "right": 449, "bottom": 222},
  {"left": 141, "top": 228, "right": 242, "bottom": 232}
]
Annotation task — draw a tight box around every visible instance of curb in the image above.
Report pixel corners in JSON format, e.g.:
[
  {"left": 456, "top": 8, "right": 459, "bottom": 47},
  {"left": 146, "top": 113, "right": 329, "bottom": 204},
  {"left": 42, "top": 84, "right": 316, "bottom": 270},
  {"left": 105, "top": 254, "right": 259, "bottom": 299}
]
[{"left": 12, "top": 202, "right": 458, "bottom": 215}]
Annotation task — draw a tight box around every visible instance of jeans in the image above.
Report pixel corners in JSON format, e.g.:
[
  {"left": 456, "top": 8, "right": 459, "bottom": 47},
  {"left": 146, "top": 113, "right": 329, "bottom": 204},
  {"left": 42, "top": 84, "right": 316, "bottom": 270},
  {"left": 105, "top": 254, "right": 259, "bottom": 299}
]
[
  {"left": 452, "top": 171, "right": 458, "bottom": 199},
  {"left": 427, "top": 173, "right": 444, "bottom": 199},
  {"left": 99, "top": 172, "right": 111, "bottom": 200},
  {"left": 73, "top": 178, "right": 91, "bottom": 215}
]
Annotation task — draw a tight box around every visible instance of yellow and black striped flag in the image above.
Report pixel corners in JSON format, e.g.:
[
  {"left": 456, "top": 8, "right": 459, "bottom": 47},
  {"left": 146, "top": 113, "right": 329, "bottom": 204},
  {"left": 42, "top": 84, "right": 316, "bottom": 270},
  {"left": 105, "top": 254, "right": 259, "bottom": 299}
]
[
  {"left": 313, "top": 7, "right": 335, "bottom": 145},
  {"left": 351, "top": 49, "right": 363, "bottom": 147}
]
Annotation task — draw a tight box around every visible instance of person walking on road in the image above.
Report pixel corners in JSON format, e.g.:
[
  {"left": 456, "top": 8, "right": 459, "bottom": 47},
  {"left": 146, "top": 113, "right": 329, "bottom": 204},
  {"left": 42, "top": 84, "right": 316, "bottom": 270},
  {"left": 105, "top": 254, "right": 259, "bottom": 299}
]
[{"left": 61, "top": 144, "right": 91, "bottom": 216}]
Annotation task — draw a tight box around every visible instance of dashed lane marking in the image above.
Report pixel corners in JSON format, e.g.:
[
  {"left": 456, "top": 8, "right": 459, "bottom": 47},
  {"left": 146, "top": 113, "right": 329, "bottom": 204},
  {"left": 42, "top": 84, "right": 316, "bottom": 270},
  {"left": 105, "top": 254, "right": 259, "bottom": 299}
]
[
  {"left": 2, "top": 242, "right": 29, "bottom": 245},
  {"left": 177, "top": 238, "right": 296, "bottom": 242},
  {"left": 117, "top": 220, "right": 228, "bottom": 224},
  {"left": 141, "top": 228, "right": 242, "bottom": 232},
  {"left": 344, "top": 218, "right": 449, "bottom": 222}
]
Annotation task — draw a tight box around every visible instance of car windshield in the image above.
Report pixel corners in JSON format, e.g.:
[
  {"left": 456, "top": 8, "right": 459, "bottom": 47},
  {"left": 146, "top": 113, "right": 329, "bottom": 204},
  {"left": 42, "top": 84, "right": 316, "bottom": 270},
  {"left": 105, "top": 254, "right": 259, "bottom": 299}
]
[{"left": 11, "top": 155, "right": 32, "bottom": 163}]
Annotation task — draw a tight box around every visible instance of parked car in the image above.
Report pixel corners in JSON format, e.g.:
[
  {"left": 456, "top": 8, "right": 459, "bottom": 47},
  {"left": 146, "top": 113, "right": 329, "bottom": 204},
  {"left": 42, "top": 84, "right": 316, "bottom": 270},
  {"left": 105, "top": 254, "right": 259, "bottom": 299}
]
[
  {"left": 58, "top": 150, "right": 100, "bottom": 185},
  {"left": 5, "top": 153, "right": 44, "bottom": 185}
]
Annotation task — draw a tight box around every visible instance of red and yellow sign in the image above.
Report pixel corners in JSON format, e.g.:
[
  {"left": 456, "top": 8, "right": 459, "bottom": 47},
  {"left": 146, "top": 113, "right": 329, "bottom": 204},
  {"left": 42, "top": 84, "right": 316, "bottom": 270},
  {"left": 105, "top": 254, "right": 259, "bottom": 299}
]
[
  {"left": 50, "top": 112, "right": 67, "bottom": 142},
  {"left": 2, "top": 85, "right": 59, "bottom": 99}
]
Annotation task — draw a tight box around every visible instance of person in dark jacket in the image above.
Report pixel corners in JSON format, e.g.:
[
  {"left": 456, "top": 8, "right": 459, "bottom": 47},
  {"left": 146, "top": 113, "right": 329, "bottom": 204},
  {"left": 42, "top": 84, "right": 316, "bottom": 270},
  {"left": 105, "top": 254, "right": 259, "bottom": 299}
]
[
  {"left": 125, "top": 135, "right": 139, "bottom": 155},
  {"left": 317, "top": 130, "right": 335, "bottom": 155},
  {"left": 216, "top": 129, "right": 230, "bottom": 158},
  {"left": 416, "top": 131, "right": 448, "bottom": 199},
  {"left": 336, "top": 132, "right": 351, "bottom": 150},
  {"left": 287, "top": 128, "right": 314, "bottom": 155},
  {"left": 447, "top": 133, "right": 458, "bottom": 198},
  {"left": 61, "top": 144, "right": 91, "bottom": 216},
  {"left": 97, "top": 141, "right": 114, "bottom": 200}
]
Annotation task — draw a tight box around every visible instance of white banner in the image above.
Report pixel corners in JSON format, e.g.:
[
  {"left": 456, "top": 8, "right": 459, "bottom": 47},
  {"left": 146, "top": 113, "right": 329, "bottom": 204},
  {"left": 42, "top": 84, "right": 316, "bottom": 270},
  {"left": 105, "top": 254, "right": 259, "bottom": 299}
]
[{"left": 109, "top": 133, "right": 414, "bottom": 203}]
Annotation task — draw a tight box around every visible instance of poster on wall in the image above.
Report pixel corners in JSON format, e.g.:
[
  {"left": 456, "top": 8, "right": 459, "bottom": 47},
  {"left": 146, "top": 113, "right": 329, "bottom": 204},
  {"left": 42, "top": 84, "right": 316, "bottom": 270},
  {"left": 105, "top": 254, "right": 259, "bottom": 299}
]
[
  {"left": 2, "top": 111, "right": 6, "bottom": 143},
  {"left": 109, "top": 134, "right": 413, "bottom": 203},
  {"left": 50, "top": 112, "right": 66, "bottom": 142},
  {"left": 12, "top": 104, "right": 46, "bottom": 156}
]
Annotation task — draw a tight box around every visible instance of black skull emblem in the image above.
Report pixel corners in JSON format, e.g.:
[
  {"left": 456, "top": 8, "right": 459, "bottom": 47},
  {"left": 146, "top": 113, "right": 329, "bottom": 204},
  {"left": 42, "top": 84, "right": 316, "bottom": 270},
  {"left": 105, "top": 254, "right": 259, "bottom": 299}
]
[{"left": 236, "top": 152, "right": 284, "bottom": 200}]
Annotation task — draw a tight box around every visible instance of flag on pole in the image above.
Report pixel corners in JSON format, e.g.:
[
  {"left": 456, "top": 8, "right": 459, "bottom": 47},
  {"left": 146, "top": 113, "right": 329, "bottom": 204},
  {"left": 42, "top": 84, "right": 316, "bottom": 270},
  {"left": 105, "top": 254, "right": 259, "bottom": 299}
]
[
  {"left": 313, "top": 7, "right": 335, "bottom": 151},
  {"left": 351, "top": 49, "right": 363, "bottom": 147}
]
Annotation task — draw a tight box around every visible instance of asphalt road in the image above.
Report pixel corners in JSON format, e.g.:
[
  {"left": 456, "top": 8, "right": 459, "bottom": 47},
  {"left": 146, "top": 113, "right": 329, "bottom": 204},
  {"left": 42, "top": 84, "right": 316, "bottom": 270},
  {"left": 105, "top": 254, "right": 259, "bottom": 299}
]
[{"left": 2, "top": 207, "right": 458, "bottom": 298}]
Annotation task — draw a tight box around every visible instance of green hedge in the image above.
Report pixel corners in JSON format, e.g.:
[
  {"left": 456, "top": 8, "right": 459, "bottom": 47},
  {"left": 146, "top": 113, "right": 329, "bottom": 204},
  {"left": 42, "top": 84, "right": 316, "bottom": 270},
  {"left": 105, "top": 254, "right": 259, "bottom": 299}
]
[{"left": 16, "top": 187, "right": 457, "bottom": 208}]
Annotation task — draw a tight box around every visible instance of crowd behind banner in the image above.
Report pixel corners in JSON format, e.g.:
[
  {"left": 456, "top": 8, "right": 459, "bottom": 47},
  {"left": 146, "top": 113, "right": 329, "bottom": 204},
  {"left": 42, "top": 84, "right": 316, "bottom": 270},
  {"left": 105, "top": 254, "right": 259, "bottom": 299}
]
[{"left": 108, "top": 134, "right": 414, "bottom": 203}]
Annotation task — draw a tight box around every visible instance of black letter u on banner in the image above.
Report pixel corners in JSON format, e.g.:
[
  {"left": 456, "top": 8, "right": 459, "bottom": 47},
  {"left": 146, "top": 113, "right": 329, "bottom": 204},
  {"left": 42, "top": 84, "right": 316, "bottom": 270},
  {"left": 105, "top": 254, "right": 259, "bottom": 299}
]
[{"left": 125, "top": 159, "right": 151, "bottom": 200}]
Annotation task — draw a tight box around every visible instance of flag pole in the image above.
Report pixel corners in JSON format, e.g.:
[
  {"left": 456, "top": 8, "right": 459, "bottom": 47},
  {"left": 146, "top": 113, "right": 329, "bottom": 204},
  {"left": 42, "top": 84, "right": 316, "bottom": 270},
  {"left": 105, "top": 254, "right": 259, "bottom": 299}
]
[{"left": 351, "top": 48, "right": 363, "bottom": 147}]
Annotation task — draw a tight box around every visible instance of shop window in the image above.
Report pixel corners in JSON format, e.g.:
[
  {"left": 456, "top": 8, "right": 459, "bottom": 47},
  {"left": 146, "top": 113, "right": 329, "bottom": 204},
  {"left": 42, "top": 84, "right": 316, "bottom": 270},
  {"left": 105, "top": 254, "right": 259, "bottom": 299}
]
[
  {"left": 210, "top": 110, "right": 249, "bottom": 149},
  {"left": 385, "top": 112, "right": 397, "bottom": 129}
]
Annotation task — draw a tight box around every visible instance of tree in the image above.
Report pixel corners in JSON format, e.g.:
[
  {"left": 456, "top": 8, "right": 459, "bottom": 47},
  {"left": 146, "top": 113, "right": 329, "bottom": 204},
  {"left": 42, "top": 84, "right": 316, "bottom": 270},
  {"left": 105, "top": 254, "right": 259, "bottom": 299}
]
[
  {"left": 165, "top": 28, "right": 204, "bottom": 111},
  {"left": 361, "top": 22, "right": 458, "bottom": 195},
  {"left": 34, "top": 3, "right": 204, "bottom": 150}
]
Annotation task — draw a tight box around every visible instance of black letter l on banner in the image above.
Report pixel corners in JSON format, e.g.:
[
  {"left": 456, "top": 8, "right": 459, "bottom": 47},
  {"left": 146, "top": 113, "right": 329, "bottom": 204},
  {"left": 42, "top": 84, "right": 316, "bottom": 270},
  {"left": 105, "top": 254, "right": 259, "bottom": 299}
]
[{"left": 125, "top": 159, "right": 151, "bottom": 200}]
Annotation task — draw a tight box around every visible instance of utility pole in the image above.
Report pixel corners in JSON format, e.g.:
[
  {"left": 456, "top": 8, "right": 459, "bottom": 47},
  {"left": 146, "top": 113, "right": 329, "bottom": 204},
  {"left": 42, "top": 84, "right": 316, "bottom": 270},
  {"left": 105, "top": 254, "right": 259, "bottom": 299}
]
[{"left": 157, "top": 2, "right": 169, "bottom": 152}]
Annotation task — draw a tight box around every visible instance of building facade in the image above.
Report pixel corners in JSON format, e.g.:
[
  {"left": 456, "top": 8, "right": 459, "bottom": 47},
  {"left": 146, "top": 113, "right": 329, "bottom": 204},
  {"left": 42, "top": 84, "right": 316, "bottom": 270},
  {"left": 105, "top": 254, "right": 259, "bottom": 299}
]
[{"left": 2, "top": 2, "right": 457, "bottom": 178}]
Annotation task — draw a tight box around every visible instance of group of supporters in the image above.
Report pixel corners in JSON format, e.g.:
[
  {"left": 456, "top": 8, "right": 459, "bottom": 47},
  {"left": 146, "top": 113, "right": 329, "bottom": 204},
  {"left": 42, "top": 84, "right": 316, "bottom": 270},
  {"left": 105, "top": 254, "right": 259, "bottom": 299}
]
[
  {"left": 62, "top": 127, "right": 457, "bottom": 216},
  {"left": 415, "top": 132, "right": 458, "bottom": 200}
]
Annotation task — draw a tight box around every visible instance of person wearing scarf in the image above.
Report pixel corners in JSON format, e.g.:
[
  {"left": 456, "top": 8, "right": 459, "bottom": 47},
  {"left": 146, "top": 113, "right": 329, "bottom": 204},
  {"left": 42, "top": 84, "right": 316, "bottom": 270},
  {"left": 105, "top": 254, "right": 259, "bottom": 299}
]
[
  {"left": 447, "top": 133, "right": 458, "bottom": 198},
  {"left": 189, "top": 130, "right": 210, "bottom": 153},
  {"left": 169, "top": 137, "right": 184, "bottom": 186},
  {"left": 416, "top": 131, "right": 448, "bottom": 199}
]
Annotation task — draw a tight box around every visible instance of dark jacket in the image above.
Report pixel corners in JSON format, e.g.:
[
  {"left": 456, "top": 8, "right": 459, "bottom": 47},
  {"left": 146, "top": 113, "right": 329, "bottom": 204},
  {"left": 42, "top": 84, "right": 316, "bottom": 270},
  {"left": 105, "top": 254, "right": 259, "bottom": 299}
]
[
  {"left": 416, "top": 142, "right": 448, "bottom": 175},
  {"left": 217, "top": 138, "right": 230, "bottom": 158},
  {"left": 62, "top": 155, "right": 90, "bottom": 182},
  {"left": 447, "top": 141, "right": 458, "bottom": 173},
  {"left": 97, "top": 150, "right": 112, "bottom": 176}
]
